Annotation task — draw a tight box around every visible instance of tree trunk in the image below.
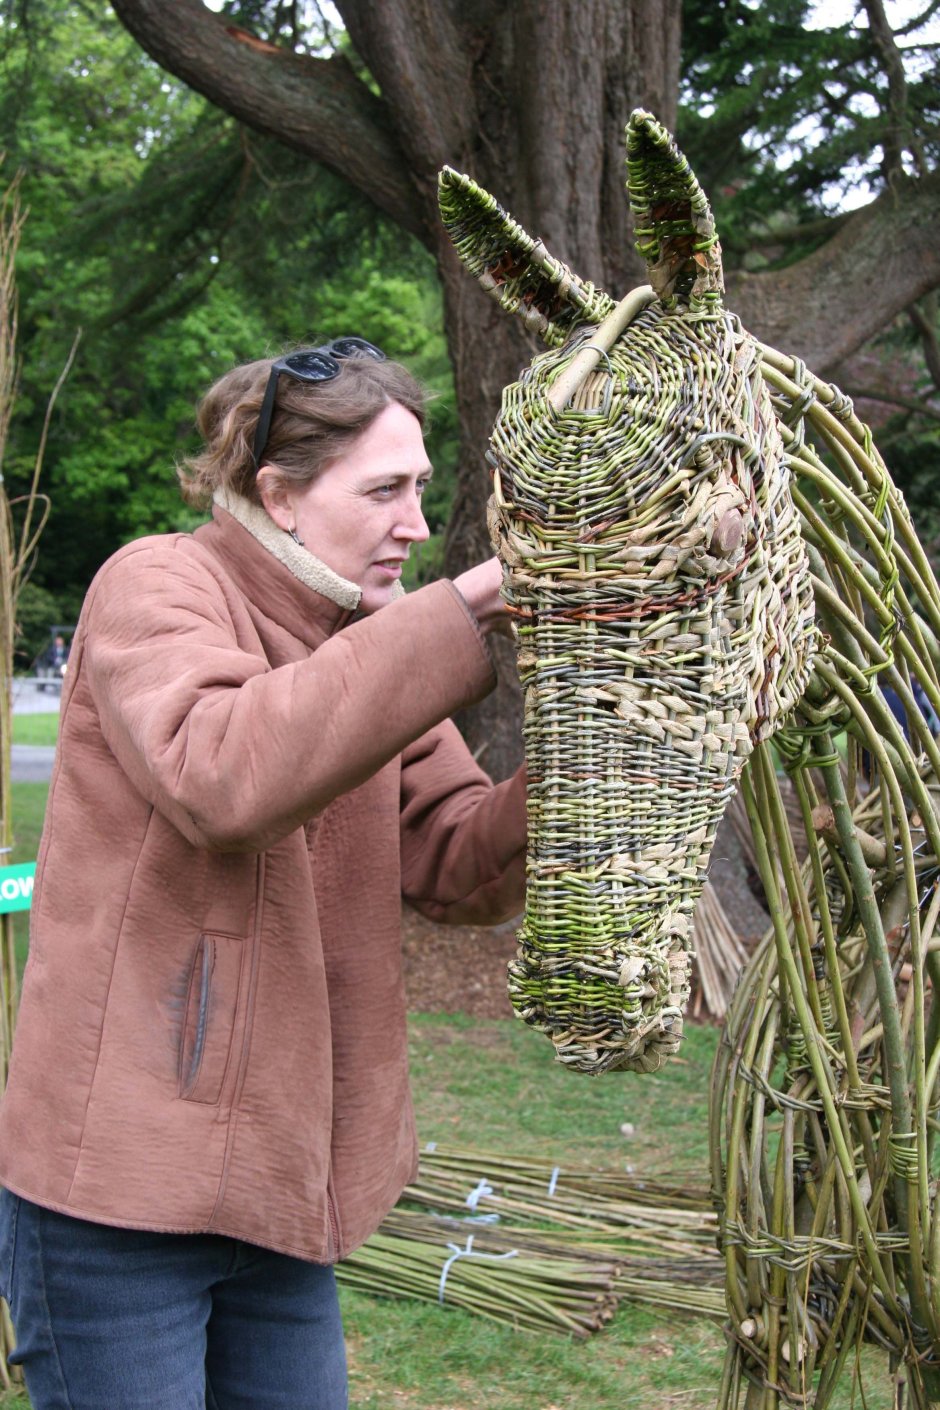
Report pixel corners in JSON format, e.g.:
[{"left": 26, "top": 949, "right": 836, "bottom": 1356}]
[
  {"left": 110, "top": 0, "right": 940, "bottom": 777},
  {"left": 418, "top": 0, "right": 682, "bottom": 771}
]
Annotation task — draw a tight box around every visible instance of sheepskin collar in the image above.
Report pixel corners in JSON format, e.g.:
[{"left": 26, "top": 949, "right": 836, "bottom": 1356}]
[{"left": 212, "top": 485, "right": 362, "bottom": 611}]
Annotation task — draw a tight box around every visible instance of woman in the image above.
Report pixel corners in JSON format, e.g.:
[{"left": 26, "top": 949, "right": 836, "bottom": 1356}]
[{"left": 0, "top": 340, "right": 526, "bottom": 1408}]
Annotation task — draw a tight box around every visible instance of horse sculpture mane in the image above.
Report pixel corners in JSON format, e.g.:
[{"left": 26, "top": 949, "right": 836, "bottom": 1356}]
[{"left": 439, "top": 112, "right": 940, "bottom": 1407}]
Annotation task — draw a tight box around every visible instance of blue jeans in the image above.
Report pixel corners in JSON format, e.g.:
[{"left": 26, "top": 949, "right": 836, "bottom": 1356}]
[{"left": 0, "top": 1190, "right": 348, "bottom": 1409}]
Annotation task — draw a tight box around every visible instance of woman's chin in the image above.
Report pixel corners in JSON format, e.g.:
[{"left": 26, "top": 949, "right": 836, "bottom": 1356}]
[{"left": 357, "top": 583, "right": 401, "bottom": 615}]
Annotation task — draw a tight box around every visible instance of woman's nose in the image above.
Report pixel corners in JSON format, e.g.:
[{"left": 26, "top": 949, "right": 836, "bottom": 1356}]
[{"left": 396, "top": 491, "right": 430, "bottom": 543}]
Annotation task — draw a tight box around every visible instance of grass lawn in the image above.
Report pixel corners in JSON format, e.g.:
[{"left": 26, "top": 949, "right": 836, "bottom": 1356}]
[
  {"left": 10, "top": 715, "right": 58, "bottom": 748},
  {"left": 7, "top": 783, "right": 47, "bottom": 975},
  {"left": 0, "top": 785, "right": 897, "bottom": 1408},
  {"left": 7, "top": 784, "right": 46, "bottom": 863}
]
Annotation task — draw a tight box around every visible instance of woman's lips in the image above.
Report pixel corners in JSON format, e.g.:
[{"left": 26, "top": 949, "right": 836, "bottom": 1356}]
[{"left": 373, "top": 559, "right": 404, "bottom": 579}]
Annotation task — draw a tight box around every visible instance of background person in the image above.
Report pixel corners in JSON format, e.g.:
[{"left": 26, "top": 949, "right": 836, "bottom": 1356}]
[
  {"left": 0, "top": 340, "right": 526, "bottom": 1410},
  {"left": 49, "top": 634, "right": 68, "bottom": 673}
]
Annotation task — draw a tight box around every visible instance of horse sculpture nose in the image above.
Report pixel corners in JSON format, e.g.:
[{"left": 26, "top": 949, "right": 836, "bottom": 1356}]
[{"left": 710, "top": 507, "right": 747, "bottom": 556}]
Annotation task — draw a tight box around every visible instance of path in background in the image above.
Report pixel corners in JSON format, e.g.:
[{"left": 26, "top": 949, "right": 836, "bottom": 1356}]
[
  {"left": 10, "top": 745, "right": 55, "bottom": 782},
  {"left": 10, "top": 677, "right": 62, "bottom": 714},
  {"left": 9, "top": 677, "right": 59, "bottom": 781}
]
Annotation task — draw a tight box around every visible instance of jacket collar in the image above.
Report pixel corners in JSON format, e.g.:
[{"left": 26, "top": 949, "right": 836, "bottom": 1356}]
[{"left": 195, "top": 487, "right": 360, "bottom": 646}]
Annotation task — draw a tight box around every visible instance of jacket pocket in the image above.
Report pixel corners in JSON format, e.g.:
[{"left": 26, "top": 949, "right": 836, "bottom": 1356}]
[{"left": 179, "top": 933, "right": 243, "bottom": 1104}]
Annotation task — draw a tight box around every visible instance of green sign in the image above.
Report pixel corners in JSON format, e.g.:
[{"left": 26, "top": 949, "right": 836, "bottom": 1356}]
[{"left": 0, "top": 863, "right": 35, "bottom": 913}]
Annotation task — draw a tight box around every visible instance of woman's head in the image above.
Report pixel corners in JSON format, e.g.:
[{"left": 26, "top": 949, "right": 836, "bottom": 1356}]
[
  {"left": 179, "top": 346, "right": 433, "bottom": 613},
  {"left": 178, "top": 348, "right": 428, "bottom": 509}
]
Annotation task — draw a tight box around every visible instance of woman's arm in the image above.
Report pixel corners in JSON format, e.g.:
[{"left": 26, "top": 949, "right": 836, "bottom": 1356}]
[
  {"left": 399, "top": 721, "right": 526, "bottom": 926},
  {"left": 82, "top": 538, "right": 502, "bottom": 853}
]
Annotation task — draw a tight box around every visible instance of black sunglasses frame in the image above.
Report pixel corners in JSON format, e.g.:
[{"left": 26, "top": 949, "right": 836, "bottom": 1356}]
[{"left": 252, "top": 338, "right": 386, "bottom": 469}]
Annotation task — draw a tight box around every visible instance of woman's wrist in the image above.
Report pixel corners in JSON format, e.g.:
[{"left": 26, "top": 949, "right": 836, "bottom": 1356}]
[{"left": 453, "top": 558, "right": 513, "bottom": 637}]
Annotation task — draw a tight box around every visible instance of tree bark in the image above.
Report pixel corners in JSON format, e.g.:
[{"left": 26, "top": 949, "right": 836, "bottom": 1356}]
[
  {"left": 110, "top": 0, "right": 426, "bottom": 238},
  {"left": 110, "top": 0, "right": 940, "bottom": 777},
  {"left": 727, "top": 170, "right": 940, "bottom": 374}
]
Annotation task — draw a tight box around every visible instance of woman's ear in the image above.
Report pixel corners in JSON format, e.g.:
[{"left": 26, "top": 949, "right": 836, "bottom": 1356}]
[{"left": 255, "top": 469, "right": 294, "bottom": 532}]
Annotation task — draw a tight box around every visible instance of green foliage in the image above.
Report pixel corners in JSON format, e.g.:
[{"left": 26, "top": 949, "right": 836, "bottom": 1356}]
[
  {"left": 878, "top": 416, "right": 940, "bottom": 545},
  {"left": 0, "top": 0, "right": 453, "bottom": 607},
  {"left": 11, "top": 581, "right": 64, "bottom": 670},
  {"left": 677, "top": 0, "right": 940, "bottom": 542},
  {"left": 678, "top": 0, "right": 940, "bottom": 261}
]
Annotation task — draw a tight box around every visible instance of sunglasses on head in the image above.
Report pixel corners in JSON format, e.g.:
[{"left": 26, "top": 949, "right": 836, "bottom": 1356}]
[{"left": 252, "top": 337, "right": 386, "bottom": 469}]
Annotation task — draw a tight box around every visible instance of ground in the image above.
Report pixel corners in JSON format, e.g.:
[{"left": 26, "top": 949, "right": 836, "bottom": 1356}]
[{"left": 400, "top": 906, "right": 519, "bottom": 1018}]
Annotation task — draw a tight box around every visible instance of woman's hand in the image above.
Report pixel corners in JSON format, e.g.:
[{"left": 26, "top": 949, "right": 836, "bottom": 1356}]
[{"left": 454, "top": 557, "right": 514, "bottom": 638}]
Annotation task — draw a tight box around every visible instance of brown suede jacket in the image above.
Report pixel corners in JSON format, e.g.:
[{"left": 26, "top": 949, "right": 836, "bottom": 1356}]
[{"left": 0, "top": 497, "right": 526, "bottom": 1261}]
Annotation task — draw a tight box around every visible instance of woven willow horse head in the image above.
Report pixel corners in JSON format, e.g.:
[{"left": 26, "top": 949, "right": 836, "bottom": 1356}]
[
  {"left": 442, "top": 114, "right": 940, "bottom": 1406},
  {"left": 440, "top": 112, "right": 817, "bottom": 1075}
]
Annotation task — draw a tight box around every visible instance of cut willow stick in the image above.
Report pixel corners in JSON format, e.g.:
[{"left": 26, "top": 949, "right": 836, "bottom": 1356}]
[
  {"left": 338, "top": 1231, "right": 618, "bottom": 1338},
  {"left": 416, "top": 1142, "right": 711, "bottom": 1206},
  {"left": 408, "top": 1147, "right": 717, "bottom": 1254},
  {"left": 546, "top": 283, "right": 655, "bottom": 411}
]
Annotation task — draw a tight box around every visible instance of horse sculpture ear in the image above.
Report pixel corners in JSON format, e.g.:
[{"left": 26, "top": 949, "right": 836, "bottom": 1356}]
[
  {"left": 626, "top": 109, "right": 724, "bottom": 311},
  {"left": 437, "top": 166, "right": 616, "bottom": 347}
]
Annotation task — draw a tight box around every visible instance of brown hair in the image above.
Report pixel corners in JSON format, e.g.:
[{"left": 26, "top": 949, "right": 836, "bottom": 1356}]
[{"left": 178, "top": 353, "right": 428, "bottom": 508}]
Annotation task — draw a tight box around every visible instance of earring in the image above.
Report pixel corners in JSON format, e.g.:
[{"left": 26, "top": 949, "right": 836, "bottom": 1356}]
[{"left": 288, "top": 526, "right": 305, "bottom": 547}]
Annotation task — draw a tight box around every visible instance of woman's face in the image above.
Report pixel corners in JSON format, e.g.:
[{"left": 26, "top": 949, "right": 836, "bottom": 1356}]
[{"left": 260, "top": 402, "right": 432, "bottom": 614}]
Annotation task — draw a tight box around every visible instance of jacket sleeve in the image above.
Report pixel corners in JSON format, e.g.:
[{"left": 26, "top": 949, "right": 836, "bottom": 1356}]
[
  {"left": 399, "top": 721, "right": 527, "bottom": 925},
  {"left": 81, "top": 540, "right": 497, "bottom": 854}
]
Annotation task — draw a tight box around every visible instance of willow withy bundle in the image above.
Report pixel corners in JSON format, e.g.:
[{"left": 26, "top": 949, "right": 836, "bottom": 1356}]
[
  {"left": 337, "top": 1144, "right": 724, "bottom": 1336},
  {"left": 440, "top": 111, "right": 940, "bottom": 1405}
]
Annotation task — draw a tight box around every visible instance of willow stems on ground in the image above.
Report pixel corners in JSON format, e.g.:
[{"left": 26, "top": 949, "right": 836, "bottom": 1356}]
[{"left": 338, "top": 1146, "right": 725, "bottom": 1336}]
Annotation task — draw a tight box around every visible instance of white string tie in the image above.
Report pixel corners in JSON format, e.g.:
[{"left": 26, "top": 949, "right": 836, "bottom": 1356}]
[
  {"left": 464, "top": 1178, "right": 493, "bottom": 1211},
  {"left": 547, "top": 1166, "right": 561, "bottom": 1197},
  {"left": 436, "top": 1235, "right": 519, "bottom": 1303}
]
